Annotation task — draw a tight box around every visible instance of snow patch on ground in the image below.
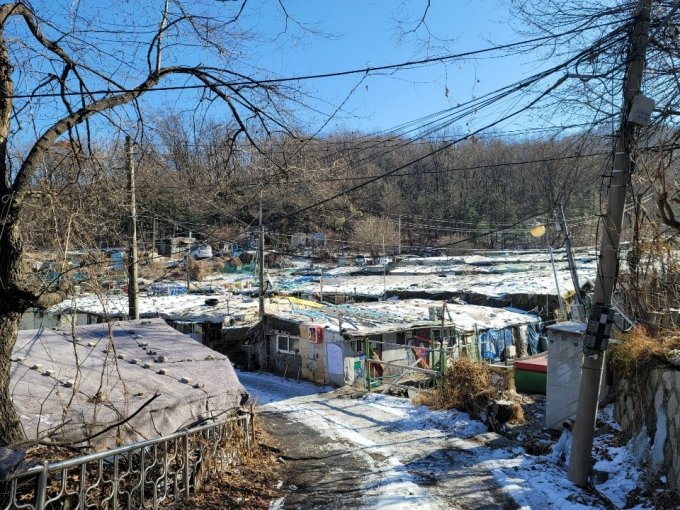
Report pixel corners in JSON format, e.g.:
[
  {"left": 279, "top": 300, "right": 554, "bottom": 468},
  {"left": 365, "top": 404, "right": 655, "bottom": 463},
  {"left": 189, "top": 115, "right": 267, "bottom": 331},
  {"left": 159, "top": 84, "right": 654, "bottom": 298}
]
[
  {"left": 594, "top": 445, "right": 642, "bottom": 508},
  {"left": 361, "top": 393, "right": 487, "bottom": 438},
  {"left": 487, "top": 404, "right": 652, "bottom": 510}
]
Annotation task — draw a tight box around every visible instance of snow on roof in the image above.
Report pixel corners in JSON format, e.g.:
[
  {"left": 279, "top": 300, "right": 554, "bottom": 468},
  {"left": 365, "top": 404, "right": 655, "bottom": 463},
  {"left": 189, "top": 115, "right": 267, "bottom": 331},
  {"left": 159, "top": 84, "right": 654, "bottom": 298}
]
[
  {"left": 276, "top": 264, "right": 595, "bottom": 299},
  {"left": 280, "top": 251, "right": 597, "bottom": 298},
  {"left": 48, "top": 292, "right": 261, "bottom": 324},
  {"left": 12, "top": 319, "right": 248, "bottom": 449},
  {"left": 47, "top": 292, "right": 308, "bottom": 327},
  {"left": 269, "top": 299, "right": 538, "bottom": 336}
]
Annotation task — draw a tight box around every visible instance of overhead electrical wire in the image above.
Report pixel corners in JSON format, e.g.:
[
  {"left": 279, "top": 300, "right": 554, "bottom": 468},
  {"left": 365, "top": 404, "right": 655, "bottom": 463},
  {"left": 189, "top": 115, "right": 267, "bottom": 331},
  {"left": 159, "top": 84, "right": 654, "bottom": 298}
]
[{"left": 2, "top": 18, "right": 631, "bottom": 101}]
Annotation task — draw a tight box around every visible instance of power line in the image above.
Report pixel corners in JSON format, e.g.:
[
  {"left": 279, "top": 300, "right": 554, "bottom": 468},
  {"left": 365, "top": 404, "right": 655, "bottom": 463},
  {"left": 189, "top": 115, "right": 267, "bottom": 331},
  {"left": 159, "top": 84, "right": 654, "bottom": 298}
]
[{"left": 4, "top": 18, "right": 629, "bottom": 101}]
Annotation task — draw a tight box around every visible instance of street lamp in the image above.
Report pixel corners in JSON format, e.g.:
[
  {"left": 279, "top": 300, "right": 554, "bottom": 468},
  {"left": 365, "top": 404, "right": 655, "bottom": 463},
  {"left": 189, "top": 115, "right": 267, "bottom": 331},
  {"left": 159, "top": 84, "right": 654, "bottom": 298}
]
[
  {"left": 529, "top": 223, "right": 546, "bottom": 239},
  {"left": 530, "top": 223, "right": 565, "bottom": 317}
]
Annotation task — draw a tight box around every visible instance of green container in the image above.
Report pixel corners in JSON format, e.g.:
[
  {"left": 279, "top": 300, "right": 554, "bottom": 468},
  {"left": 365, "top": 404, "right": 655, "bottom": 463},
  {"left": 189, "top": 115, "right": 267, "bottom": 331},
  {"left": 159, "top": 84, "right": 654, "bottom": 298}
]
[{"left": 514, "top": 369, "right": 547, "bottom": 394}]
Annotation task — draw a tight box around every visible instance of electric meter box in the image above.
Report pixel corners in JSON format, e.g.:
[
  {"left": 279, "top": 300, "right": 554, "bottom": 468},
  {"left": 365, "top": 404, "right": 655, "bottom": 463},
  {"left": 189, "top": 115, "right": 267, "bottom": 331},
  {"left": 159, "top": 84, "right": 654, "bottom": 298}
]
[{"left": 628, "top": 94, "right": 654, "bottom": 126}]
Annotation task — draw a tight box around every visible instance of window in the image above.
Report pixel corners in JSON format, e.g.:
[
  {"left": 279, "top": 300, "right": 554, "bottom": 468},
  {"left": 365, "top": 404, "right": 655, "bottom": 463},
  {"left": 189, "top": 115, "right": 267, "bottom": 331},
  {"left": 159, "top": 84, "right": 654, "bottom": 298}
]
[
  {"left": 277, "top": 335, "right": 300, "bottom": 354},
  {"left": 396, "top": 331, "right": 406, "bottom": 345},
  {"left": 351, "top": 339, "right": 364, "bottom": 355}
]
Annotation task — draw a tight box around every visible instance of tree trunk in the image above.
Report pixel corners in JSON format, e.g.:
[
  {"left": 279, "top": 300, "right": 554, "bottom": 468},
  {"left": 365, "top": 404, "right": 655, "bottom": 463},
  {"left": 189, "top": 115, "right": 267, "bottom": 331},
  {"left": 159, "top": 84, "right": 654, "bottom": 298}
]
[
  {"left": 0, "top": 213, "right": 29, "bottom": 446},
  {"left": 0, "top": 310, "right": 24, "bottom": 446}
]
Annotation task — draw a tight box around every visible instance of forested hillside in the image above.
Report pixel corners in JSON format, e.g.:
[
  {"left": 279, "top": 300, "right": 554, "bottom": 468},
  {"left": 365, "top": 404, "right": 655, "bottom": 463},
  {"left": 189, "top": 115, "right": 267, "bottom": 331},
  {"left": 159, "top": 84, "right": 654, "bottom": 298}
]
[{"left": 19, "top": 119, "right": 617, "bottom": 255}]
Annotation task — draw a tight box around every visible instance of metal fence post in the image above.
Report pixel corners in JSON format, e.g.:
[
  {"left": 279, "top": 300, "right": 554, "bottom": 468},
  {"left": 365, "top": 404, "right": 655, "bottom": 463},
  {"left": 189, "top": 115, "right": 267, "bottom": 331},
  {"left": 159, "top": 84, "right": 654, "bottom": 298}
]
[
  {"left": 112, "top": 455, "right": 119, "bottom": 508},
  {"left": 183, "top": 431, "right": 190, "bottom": 496},
  {"left": 140, "top": 447, "right": 146, "bottom": 509},
  {"left": 35, "top": 462, "right": 48, "bottom": 510}
]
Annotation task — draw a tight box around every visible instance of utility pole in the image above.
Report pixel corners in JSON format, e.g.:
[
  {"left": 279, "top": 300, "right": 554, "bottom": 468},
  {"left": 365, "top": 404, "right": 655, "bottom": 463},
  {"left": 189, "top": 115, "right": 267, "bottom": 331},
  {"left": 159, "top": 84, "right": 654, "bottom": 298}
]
[
  {"left": 155, "top": 0, "right": 169, "bottom": 73},
  {"left": 558, "top": 204, "right": 583, "bottom": 318},
  {"left": 549, "top": 247, "right": 565, "bottom": 317},
  {"left": 568, "top": 0, "right": 651, "bottom": 487},
  {"left": 185, "top": 253, "right": 190, "bottom": 292},
  {"left": 258, "top": 189, "right": 265, "bottom": 319},
  {"left": 151, "top": 217, "right": 157, "bottom": 261},
  {"left": 398, "top": 215, "right": 402, "bottom": 255},
  {"left": 382, "top": 231, "right": 386, "bottom": 300},
  {"left": 126, "top": 136, "right": 139, "bottom": 320},
  {"left": 320, "top": 267, "right": 324, "bottom": 303}
]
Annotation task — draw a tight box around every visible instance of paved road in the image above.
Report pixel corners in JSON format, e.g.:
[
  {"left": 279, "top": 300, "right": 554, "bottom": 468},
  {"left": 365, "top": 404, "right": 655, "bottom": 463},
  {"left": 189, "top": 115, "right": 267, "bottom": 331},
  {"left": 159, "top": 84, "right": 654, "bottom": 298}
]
[{"left": 238, "top": 370, "right": 519, "bottom": 510}]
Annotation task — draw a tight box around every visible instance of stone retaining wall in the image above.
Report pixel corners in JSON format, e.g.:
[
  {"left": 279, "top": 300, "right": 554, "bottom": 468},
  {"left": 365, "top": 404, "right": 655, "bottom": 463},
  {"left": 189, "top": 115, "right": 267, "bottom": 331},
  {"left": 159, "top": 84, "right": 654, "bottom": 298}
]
[{"left": 614, "top": 365, "right": 680, "bottom": 491}]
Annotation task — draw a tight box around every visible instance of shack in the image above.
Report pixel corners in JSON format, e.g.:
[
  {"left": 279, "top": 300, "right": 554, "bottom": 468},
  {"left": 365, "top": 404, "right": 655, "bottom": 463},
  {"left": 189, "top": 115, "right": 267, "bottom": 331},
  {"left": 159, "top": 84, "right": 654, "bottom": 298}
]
[
  {"left": 158, "top": 236, "right": 195, "bottom": 257},
  {"left": 252, "top": 299, "right": 541, "bottom": 387}
]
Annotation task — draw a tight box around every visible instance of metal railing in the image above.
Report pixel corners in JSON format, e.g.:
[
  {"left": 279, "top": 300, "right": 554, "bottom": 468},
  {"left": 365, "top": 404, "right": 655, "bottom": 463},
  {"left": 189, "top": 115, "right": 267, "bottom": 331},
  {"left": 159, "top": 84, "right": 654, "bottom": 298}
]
[{"left": 1, "top": 414, "right": 250, "bottom": 510}]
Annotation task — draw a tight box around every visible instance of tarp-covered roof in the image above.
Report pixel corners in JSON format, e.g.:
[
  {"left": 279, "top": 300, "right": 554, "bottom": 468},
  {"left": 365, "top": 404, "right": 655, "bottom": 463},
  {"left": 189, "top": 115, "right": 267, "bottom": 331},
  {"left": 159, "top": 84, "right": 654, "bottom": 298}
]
[
  {"left": 268, "top": 299, "right": 538, "bottom": 336},
  {"left": 12, "top": 319, "right": 248, "bottom": 450}
]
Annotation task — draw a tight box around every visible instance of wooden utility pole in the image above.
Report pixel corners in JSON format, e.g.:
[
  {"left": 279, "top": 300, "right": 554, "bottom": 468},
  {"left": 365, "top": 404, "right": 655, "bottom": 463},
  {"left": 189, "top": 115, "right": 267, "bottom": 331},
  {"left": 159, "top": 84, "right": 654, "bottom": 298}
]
[
  {"left": 151, "top": 217, "right": 157, "bottom": 261},
  {"left": 126, "top": 136, "right": 139, "bottom": 320},
  {"left": 558, "top": 204, "right": 583, "bottom": 315},
  {"left": 548, "top": 247, "right": 565, "bottom": 316},
  {"left": 258, "top": 189, "right": 265, "bottom": 319},
  {"left": 398, "top": 215, "right": 401, "bottom": 255},
  {"left": 568, "top": 0, "right": 651, "bottom": 487}
]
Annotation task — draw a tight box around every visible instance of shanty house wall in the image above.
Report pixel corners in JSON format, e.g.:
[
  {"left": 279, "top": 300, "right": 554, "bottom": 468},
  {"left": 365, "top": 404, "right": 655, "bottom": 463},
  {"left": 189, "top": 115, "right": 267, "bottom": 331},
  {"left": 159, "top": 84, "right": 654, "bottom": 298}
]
[
  {"left": 298, "top": 325, "right": 327, "bottom": 384},
  {"left": 266, "top": 329, "right": 303, "bottom": 379}
]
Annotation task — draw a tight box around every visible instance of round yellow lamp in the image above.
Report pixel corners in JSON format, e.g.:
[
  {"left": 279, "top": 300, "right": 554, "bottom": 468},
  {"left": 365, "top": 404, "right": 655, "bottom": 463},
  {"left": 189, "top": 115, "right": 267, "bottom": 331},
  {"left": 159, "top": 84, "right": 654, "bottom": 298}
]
[{"left": 530, "top": 224, "right": 546, "bottom": 238}]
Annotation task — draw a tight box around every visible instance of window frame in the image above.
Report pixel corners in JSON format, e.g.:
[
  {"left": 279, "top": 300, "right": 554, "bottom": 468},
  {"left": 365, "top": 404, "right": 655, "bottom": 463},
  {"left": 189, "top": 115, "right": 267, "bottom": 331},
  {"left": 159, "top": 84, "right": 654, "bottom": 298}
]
[{"left": 276, "top": 334, "right": 300, "bottom": 354}]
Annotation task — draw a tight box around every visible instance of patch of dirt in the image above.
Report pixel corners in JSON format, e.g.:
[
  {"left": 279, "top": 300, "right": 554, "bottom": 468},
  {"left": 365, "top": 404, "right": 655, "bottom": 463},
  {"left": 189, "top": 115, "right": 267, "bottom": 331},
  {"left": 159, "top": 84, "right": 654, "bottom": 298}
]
[
  {"left": 165, "top": 419, "right": 284, "bottom": 510},
  {"left": 258, "top": 407, "right": 378, "bottom": 509}
]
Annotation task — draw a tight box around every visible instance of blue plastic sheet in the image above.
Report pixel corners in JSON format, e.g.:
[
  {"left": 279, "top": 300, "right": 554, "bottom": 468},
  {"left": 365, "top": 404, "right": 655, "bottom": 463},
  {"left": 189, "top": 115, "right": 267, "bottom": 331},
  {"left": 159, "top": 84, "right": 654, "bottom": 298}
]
[
  {"left": 479, "top": 328, "right": 514, "bottom": 361},
  {"left": 526, "top": 321, "right": 541, "bottom": 355}
]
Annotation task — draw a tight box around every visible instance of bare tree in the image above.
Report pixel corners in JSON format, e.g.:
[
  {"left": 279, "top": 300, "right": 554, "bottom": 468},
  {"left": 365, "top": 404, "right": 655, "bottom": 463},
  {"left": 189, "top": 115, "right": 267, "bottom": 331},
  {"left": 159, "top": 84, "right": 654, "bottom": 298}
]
[
  {"left": 0, "top": 0, "right": 302, "bottom": 446},
  {"left": 351, "top": 216, "right": 399, "bottom": 256}
]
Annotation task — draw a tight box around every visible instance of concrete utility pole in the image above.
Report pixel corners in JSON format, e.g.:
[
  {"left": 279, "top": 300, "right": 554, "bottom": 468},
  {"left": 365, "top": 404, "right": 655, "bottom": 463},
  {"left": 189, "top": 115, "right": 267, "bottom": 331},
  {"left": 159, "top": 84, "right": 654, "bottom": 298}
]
[
  {"left": 258, "top": 189, "right": 265, "bottom": 319},
  {"left": 558, "top": 204, "right": 583, "bottom": 314},
  {"left": 126, "top": 136, "right": 139, "bottom": 320},
  {"left": 568, "top": 0, "right": 651, "bottom": 487},
  {"left": 382, "top": 231, "right": 387, "bottom": 300}
]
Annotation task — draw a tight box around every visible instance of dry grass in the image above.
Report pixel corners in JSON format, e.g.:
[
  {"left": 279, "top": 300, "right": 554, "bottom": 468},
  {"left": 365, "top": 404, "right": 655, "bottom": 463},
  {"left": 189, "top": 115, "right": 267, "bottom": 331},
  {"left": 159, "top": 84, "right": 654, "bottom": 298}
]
[
  {"left": 187, "top": 258, "right": 225, "bottom": 281},
  {"left": 139, "top": 259, "right": 169, "bottom": 279},
  {"left": 610, "top": 326, "right": 680, "bottom": 378},
  {"left": 415, "top": 357, "right": 524, "bottom": 424},
  {"left": 165, "top": 419, "right": 283, "bottom": 510}
]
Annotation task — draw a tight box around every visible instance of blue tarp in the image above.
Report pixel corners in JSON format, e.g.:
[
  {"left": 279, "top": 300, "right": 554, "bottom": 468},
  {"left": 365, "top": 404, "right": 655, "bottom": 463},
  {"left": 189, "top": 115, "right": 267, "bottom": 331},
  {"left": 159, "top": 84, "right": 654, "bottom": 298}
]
[
  {"left": 479, "top": 328, "right": 514, "bottom": 361},
  {"left": 148, "top": 283, "right": 187, "bottom": 296},
  {"left": 526, "top": 322, "right": 541, "bottom": 355}
]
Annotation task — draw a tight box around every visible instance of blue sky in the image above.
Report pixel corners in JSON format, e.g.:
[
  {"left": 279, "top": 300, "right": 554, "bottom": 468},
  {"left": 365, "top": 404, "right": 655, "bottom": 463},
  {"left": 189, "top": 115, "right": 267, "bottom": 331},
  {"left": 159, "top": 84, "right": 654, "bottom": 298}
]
[
  {"left": 13, "top": 0, "right": 573, "bottom": 145},
  {"left": 235, "top": 0, "right": 535, "bottom": 135}
]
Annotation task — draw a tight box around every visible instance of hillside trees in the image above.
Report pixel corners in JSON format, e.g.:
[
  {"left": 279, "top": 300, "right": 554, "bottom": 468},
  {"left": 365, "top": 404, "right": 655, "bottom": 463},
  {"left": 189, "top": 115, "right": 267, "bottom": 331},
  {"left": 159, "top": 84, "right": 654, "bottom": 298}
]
[{"left": 103, "top": 125, "right": 607, "bottom": 249}]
